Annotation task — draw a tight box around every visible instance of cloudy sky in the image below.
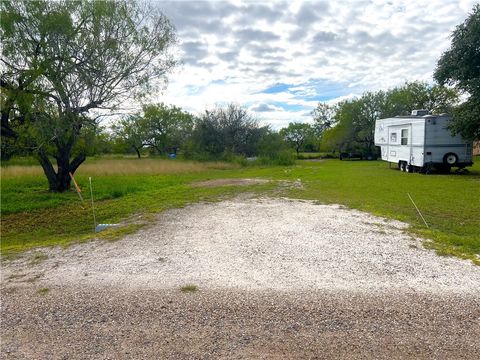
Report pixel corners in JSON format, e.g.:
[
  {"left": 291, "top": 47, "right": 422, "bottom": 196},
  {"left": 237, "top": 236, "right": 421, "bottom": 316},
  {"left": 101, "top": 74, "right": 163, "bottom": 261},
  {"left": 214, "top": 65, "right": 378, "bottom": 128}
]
[{"left": 154, "top": 0, "right": 477, "bottom": 129}]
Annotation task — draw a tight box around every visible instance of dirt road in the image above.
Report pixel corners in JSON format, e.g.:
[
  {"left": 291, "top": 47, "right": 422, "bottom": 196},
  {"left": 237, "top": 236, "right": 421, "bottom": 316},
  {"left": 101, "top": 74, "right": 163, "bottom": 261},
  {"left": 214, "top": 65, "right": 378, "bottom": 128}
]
[{"left": 2, "top": 198, "right": 479, "bottom": 359}]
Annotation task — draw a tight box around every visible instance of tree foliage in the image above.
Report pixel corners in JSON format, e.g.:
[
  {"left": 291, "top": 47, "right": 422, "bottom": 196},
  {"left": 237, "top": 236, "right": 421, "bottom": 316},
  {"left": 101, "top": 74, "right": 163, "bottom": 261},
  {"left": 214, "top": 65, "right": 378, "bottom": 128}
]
[
  {"left": 320, "top": 82, "right": 459, "bottom": 153},
  {"left": 434, "top": 4, "right": 480, "bottom": 140},
  {"left": 142, "top": 103, "right": 194, "bottom": 155},
  {"left": 0, "top": 0, "right": 177, "bottom": 191},
  {"left": 191, "top": 104, "right": 268, "bottom": 157},
  {"left": 112, "top": 103, "right": 194, "bottom": 157},
  {"left": 280, "top": 122, "right": 315, "bottom": 154},
  {"left": 111, "top": 114, "right": 148, "bottom": 158},
  {"left": 311, "top": 102, "right": 337, "bottom": 137}
]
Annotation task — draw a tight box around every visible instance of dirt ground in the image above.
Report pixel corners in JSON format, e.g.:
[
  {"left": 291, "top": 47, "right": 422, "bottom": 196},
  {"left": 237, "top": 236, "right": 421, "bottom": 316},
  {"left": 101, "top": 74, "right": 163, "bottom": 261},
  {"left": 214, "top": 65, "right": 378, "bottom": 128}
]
[
  {"left": 1, "top": 197, "right": 479, "bottom": 359},
  {"left": 190, "top": 178, "right": 270, "bottom": 187}
]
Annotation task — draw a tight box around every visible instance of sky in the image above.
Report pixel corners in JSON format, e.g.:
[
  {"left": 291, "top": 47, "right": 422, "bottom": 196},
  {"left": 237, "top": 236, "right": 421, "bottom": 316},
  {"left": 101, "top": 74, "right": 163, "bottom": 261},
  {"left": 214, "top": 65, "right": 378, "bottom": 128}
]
[{"left": 153, "top": 0, "right": 477, "bottom": 129}]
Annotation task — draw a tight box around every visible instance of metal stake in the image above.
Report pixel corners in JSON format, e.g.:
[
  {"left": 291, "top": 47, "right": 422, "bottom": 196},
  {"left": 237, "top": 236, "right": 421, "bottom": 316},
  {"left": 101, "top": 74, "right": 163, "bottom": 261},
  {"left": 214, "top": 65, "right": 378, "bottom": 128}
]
[
  {"left": 89, "top": 177, "right": 97, "bottom": 233},
  {"left": 407, "top": 193, "right": 429, "bottom": 228}
]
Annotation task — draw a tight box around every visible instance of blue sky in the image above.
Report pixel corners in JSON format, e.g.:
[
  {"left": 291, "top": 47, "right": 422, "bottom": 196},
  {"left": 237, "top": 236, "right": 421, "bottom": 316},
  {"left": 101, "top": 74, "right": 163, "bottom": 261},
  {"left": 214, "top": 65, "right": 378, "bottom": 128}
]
[{"left": 153, "top": 0, "right": 477, "bottom": 129}]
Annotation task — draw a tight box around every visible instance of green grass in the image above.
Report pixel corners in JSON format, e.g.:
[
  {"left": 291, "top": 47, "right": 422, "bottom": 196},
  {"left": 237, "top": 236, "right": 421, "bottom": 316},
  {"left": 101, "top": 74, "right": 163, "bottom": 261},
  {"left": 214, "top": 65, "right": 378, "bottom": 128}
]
[
  {"left": 297, "top": 152, "right": 333, "bottom": 159},
  {"left": 287, "top": 159, "right": 480, "bottom": 263},
  {"left": 0, "top": 158, "right": 276, "bottom": 254},
  {"left": 1, "top": 156, "right": 479, "bottom": 263},
  {"left": 180, "top": 284, "right": 198, "bottom": 293}
]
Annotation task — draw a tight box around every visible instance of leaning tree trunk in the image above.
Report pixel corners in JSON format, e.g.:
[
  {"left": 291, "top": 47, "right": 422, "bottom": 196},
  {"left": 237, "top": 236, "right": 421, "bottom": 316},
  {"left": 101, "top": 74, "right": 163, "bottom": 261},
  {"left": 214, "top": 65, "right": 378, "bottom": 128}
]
[
  {"left": 37, "top": 148, "right": 86, "bottom": 192},
  {"left": 133, "top": 145, "right": 141, "bottom": 159}
]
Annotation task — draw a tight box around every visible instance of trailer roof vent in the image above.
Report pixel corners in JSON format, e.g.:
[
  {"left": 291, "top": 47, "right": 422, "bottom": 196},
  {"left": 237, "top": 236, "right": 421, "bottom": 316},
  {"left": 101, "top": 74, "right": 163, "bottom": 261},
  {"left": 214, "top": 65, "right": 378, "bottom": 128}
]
[{"left": 411, "top": 109, "right": 430, "bottom": 116}]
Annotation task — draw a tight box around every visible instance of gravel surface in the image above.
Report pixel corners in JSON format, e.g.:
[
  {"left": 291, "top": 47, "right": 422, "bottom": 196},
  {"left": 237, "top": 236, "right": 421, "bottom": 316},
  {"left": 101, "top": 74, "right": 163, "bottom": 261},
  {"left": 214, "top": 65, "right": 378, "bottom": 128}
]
[{"left": 2, "top": 197, "right": 479, "bottom": 358}]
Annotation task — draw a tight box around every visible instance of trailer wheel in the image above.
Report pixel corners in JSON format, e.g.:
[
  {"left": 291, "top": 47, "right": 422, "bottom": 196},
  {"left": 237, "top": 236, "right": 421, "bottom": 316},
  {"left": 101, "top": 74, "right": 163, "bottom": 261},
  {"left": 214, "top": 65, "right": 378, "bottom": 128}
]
[
  {"left": 443, "top": 153, "right": 458, "bottom": 166},
  {"left": 406, "top": 164, "right": 414, "bottom": 173},
  {"left": 400, "top": 161, "right": 407, "bottom": 172}
]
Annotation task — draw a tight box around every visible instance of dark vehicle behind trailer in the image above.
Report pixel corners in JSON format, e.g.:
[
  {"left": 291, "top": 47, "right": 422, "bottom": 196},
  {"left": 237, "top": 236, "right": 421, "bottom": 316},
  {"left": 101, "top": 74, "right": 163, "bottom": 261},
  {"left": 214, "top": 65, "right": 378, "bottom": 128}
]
[{"left": 340, "top": 152, "right": 363, "bottom": 160}]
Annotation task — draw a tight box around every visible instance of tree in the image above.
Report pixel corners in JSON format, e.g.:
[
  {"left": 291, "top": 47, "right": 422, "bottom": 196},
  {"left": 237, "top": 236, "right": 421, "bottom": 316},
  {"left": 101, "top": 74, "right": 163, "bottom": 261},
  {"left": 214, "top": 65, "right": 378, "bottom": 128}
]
[
  {"left": 321, "top": 100, "right": 358, "bottom": 153},
  {"left": 192, "top": 104, "right": 266, "bottom": 157},
  {"left": 142, "top": 103, "right": 194, "bottom": 155},
  {"left": 434, "top": 4, "right": 480, "bottom": 140},
  {"left": 311, "top": 102, "right": 337, "bottom": 137},
  {"left": 354, "top": 91, "right": 386, "bottom": 154},
  {"left": 280, "top": 122, "right": 314, "bottom": 155},
  {"left": 0, "top": 0, "right": 177, "bottom": 191},
  {"left": 111, "top": 115, "right": 148, "bottom": 158},
  {"left": 384, "top": 82, "right": 458, "bottom": 117},
  {"left": 321, "top": 82, "right": 459, "bottom": 155}
]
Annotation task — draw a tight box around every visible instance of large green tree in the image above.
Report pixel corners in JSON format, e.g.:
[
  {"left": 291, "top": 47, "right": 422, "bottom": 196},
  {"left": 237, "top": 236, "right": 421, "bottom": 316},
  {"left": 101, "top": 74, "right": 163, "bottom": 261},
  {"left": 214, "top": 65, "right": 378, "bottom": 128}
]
[
  {"left": 280, "top": 122, "right": 315, "bottom": 155},
  {"left": 111, "top": 114, "right": 148, "bottom": 158},
  {"left": 383, "top": 82, "right": 458, "bottom": 117},
  {"left": 192, "top": 104, "right": 267, "bottom": 157},
  {"left": 1, "top": 0, "right": 177, "bottom": 191},
  {"left": 434, "top": 4, "right": 480, "bottom": 140},
  {"left": 142, "top": 103, "right": 194, "bottom": 155},
  {"left": 311, "top": 102, "right": 337, "bottom": 137}
]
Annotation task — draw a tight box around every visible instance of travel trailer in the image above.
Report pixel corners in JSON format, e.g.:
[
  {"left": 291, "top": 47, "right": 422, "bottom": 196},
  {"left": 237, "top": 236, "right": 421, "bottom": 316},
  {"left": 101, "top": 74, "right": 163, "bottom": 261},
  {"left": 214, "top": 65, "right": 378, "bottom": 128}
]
[{"left": 374, "top": 110, "right": 474, "bottom": 173}]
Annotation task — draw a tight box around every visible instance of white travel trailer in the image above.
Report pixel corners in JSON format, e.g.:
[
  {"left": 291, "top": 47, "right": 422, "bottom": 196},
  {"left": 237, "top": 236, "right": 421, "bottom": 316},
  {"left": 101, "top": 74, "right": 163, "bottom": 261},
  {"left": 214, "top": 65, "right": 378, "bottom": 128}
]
[{"left": 374, "top": 110, "right": 474, "bottom": 173}]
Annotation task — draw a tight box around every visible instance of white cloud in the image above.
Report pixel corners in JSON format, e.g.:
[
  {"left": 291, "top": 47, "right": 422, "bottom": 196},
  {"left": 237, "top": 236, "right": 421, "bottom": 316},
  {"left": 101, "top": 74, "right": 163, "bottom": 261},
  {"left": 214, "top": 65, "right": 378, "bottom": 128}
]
[{"left": 154, "top": 0, "right": 477, "bottom": 128}]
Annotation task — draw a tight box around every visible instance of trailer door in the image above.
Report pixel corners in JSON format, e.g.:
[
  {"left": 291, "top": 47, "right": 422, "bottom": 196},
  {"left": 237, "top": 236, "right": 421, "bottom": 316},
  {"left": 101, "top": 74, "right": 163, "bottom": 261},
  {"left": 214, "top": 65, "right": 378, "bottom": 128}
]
[
  {"left": 400, "top": 126, "right": 413, "bottom": 164},
  {"left": 387, "top": 127, "right": 398, "bottom": 163}
]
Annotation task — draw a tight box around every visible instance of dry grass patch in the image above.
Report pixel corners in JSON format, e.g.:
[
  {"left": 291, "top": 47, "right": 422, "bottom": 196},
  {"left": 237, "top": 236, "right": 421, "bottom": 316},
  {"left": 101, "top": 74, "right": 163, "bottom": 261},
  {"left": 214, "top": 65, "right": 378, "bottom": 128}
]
[
  {"left": 77, "top": 159, "right": 236, "bottom": 176},
  {"left": 1, "top": 158, "right": 236, "bottom": 179},
  {"left": 1, "top": 165, "right": 43, "bottom": 178}
]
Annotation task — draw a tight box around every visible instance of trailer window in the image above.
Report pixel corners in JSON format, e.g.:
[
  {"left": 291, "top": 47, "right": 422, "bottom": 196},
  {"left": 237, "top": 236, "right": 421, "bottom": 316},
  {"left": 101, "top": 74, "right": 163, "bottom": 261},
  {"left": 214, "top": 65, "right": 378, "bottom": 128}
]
[
  {"left": 401, "top": 129, "right": 408, "bottom": 145},
  {"left": 390, "top": 133, "right": 397, "bottom": 142}
]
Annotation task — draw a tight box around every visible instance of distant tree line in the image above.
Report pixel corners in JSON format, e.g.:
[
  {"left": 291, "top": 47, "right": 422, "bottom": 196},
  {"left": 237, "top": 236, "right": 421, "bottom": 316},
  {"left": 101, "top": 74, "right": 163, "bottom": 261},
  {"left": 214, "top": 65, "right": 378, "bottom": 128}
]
[
  {"left": 109, "top": 103, "right": 294, "bottom": 165},
  {"left": 317, "top": 81, "right": 459, "bottom": 155},
  {"left": 1, "top": 1, "right": 478, "bottom": 193}
]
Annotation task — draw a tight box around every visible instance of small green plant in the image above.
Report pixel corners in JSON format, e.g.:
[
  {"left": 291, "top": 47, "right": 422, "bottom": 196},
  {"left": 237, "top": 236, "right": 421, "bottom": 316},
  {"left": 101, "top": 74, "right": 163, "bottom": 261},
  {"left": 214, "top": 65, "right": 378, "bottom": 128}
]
[
  {"left": 180, "top": 284, "right": 198, "bottom": 293},
  {"left": 37, "top": 287, "right": 49, "bottom": 294},
  {"left": 110, "top": 190, "right": 124, "bottom": 199},
  {"left": 29, "top": 252, "right": 48, "bottom": 265}
]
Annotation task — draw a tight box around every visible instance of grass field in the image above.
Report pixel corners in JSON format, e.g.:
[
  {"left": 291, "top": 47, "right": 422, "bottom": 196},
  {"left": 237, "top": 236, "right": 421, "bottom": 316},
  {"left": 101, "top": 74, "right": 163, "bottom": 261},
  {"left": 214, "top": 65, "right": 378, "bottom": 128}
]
[{"left": 1, "top": 156, "right": 479, "bottom": 263}]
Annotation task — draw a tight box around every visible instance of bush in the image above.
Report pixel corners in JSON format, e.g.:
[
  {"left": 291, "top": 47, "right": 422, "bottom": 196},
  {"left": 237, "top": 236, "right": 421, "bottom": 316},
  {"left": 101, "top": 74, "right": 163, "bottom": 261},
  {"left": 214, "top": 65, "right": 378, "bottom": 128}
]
[
  {"left": 255, "top": 150, "right": 296, "bottom": 166},
  {"left": 220, "top": 152, "right": 248, "bottom": 166}
]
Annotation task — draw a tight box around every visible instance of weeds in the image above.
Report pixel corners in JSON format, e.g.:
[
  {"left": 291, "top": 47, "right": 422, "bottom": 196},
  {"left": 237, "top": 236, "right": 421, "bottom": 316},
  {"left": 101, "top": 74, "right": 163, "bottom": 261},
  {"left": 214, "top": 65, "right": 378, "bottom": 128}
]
[
  {"left": 180, "top": 284, "right": 198, "bottom": 293},
  {"left": 29, "top": 252, "right": 48, "bottom": 265}
]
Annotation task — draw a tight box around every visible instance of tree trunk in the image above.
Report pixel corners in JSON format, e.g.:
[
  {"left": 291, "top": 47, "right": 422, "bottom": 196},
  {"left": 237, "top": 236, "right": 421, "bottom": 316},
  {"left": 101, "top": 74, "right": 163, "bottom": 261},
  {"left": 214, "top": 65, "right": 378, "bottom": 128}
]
[
  {"left": 133, "top": 146, "right": 141, "bottom": 158},
  {"left": 36, "top": 148, "right": 86, "bottom": 192},
  {"left": 37, "top": 150, "right": 58, "bottom": 191}
]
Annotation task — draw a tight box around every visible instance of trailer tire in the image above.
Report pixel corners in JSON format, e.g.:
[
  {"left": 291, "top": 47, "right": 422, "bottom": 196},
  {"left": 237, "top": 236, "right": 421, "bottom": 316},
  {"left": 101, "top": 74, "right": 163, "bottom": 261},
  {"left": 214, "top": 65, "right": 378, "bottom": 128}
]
[
  {"left": 406, "top": 164, "right": 414, "bottom": 173},
  {"left": 400, "top": 161, "right": 407, "bottom": 172},
  {"left": 443, "top": 153, "right": 458, "bottom": 166}
]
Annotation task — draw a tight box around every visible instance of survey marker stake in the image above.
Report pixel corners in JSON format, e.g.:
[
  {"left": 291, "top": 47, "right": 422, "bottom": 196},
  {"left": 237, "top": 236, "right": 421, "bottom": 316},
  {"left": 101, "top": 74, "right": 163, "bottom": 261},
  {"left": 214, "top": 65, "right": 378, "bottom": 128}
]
[
  {"left": 89, "top": 177, "right": 97, "bottom": 234},
  {"left": 407, "top": 193, "right": 429, "bottom": 228},
  {"left": 69, "top": 172, "right": 84, "bottom": 202}
]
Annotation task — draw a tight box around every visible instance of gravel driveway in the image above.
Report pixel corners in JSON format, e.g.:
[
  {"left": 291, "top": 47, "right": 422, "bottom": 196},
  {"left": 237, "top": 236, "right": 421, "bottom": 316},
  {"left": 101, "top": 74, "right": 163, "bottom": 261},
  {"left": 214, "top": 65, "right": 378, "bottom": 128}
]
[{"left": 2, "top": 197, "right": 479, "bottom": 359}]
